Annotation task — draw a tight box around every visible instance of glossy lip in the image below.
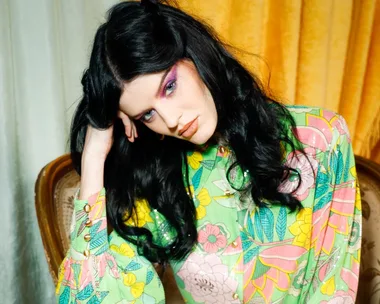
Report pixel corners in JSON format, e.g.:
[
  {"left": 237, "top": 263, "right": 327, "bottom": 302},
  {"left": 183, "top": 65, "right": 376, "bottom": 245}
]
[{"left": 179, "top": 117, "right": 198, "bottom": 137}]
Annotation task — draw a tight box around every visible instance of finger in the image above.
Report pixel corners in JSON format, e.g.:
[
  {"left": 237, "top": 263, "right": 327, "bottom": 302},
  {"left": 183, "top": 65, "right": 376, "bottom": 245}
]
[
  {"left": 131, "top": 127, "right": 135, "bottom": 142},
  {"left": 118, "top": 111, "right": 136, "bottom": 142},
  {"left": 124, "top": 123, "right": 132, "bottom": 138},
  {"left": 132, "top": 122, "right": 138, "bottom": 138}
]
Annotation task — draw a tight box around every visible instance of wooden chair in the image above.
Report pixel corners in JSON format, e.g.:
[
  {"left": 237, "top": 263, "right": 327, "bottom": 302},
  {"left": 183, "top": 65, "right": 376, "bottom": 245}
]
[
  {"left": 354, "top": 156, "right": 380, "bottom": 304},
  {"left": 35, "top": 154, "right": 380, "bottom": 303},
  {"left": 35, "top": 154, "right": 184, "bottom": 303}
]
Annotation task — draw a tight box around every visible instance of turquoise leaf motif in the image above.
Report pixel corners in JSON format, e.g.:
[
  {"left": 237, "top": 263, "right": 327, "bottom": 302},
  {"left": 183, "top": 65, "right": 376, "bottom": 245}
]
[
  {"left": 90, "top": 229, "right": 107, "bottom": 250},
  {"left": 241, "top": 230, "right": 251, "bottom": 251},
  {"left": 335, "top": 149, "right": 344, "bottom": 184},
  {"left": 99, "top": 291, "right": 109, "bottom": 302},
  {"left": 201, "top": 160, "right": 215, "bottom": 171},
  {"left": 95, "top": 243, "right": 108, "bottom": 256},
  {"left": 276, "top": 206, "right": 287, "bottom": 241},
  {"left": 315, "top": 180, "right": 329, "bottom": 200},
  {"left": 254, "top": 211, "right": 264, "bottom": 243},
  {"left": 317, "top": 170, "right": 329, "bottom": 184},
  {"left": 76, "top": 284, "right": 94, "bottom": 300},
  {"left": 146, "top": 270, "right": 154, "bottom": 284},
  {"left": 259, "top": 207, "right": 274, "bottom": 242},
  {"left": 59, "top": 286, "right": 70, "bottom": 304},
  {"left": 247, "top": 212, "right": 255, "bottom": 239},
  {"left": 89, "top": 221, "right": 102, "bottom": 237},
  {"left": 87, "top": 295, "right": 101, "bottom": 304},
  {"left": 314, "top": 191, "right": 332, "bottom": 212},
  {"left": 192, "top": 167, "right": 203, "bottom": 190},
  {"left": 330, "top": 151, "right": 338, "bottom": 180},
  {"left": 243, "top": 246, "right": 260, "bottom": 265},
  {"left": 125, "top": 261, "right": 143, "bottom": 272},
  {"left": 343, "top": 152, "right": 351, "bottom": 181}
]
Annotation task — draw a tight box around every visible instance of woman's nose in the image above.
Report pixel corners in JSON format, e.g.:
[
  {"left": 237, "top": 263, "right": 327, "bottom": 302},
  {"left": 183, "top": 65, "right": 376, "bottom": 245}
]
[{"left": 156, "top": 105, "right": 181, "bottom": 129}]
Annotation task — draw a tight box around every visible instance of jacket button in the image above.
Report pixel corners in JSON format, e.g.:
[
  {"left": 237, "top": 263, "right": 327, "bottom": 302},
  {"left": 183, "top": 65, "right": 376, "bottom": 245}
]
[
  {"left": 232, "top": 293, "right": 239, "bottom": 300},
  {"left": 84, "top": 204, "right": 91, "bottom": 213},
  {"left": 232, "top": 241, "right": 238, "bottom": 248},
  {"left": 83, "top": 250, "right": 90, "bottom": 257},
  {"left": 219, "top": 146, "right": 226, "bottom": 154},
  {"left": 224, "top": 189, "right": 232, "bottom": 196},
  {"left": 84, "top": 234, "right": 91, "bottom": 242}
]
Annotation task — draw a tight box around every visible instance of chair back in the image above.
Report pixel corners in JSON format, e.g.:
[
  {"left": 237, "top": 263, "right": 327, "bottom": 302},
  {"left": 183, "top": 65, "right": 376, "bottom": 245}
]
[
  {"left": 35, "top": 154, "right": 184, "bottom": 302},
  {"left": 355, "top": 156, "right": 380, "bottom": 304}
]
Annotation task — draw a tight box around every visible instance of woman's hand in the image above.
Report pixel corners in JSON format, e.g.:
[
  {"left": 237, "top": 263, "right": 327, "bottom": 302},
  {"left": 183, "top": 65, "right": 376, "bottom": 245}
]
[
  {"left": 82, "top": 111, "right": 137, "bottom": 161},
  {"left": 79, "top": 111, "right": 137, "bottom": 199}
]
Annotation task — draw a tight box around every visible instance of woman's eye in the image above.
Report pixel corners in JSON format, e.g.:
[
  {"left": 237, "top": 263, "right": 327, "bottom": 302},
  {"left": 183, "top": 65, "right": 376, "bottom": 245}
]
[
  {"left": 165, "top": 80, "right": 176, "bottom": 96},
  {"left": 140, "top": 109, "right": 156, "bottom": 123}
]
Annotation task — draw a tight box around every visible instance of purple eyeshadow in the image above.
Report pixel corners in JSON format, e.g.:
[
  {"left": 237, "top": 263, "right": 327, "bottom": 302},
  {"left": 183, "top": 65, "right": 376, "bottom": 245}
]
[{"left": 160, "top": 65, "right": 177, "bottom": 98}]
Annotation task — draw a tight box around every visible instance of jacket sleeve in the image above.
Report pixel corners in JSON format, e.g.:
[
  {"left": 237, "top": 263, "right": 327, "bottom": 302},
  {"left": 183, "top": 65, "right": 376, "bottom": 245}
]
[
  {"left": 56, "top": 188, "right": 167, "bottom": 304},
  {"left": 305, "top": 115, "right": 362, "bottom": 303}
]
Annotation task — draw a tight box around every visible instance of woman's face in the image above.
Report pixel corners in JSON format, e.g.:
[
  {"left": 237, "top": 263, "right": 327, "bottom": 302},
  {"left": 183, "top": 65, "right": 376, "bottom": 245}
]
[{"left": 119, "top": 60, "right": 218, "bottom": 145}]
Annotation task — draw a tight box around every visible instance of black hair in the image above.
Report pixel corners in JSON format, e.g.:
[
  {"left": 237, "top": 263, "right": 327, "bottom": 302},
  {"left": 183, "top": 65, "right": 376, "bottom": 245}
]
[{"left": 70, "top": 0, "right": 304, "bottom": 264}]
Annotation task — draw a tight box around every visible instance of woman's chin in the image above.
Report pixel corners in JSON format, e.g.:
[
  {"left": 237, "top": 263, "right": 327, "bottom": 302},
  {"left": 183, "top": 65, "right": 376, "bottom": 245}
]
[{"left": 188, "top": 129, "right": 215, "bottom": 145}]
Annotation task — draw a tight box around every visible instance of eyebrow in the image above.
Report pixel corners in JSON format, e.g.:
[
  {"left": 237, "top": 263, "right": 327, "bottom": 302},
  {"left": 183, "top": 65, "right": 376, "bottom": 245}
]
[{"left": 131, "top": 67, "right": 172, "bottom": 120}]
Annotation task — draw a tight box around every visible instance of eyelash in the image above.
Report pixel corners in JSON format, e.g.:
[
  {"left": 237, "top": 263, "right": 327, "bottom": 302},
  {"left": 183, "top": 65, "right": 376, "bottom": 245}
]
[
  {"left": 140, "top": 109, "right": 156, "bottom": 123},
  {"left": 165, "top": 80, "right": 177, "bottom": 96},
  {"left": 140, "top": 79, "right": 177, "bottom": 123}
]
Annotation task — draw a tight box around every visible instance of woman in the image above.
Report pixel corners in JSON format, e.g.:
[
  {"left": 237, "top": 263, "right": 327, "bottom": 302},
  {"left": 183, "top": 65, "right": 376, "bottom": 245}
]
[{"left": 57, "top": 0, "right": 361, "bottom": 303}]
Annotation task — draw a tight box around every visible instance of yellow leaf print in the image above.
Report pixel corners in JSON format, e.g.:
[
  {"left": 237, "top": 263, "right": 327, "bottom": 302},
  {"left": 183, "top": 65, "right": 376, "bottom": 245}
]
[
  {"left": 321, "top": 276, "right": 335, "bottom": 296},
  {"left": 188, "top": 151, "right": 203, "bottom": 170},
  {"left": 197, "top": 188, "right": 211, "bottom": 206},
  {"left": 123, "top": 272, "right": 137, "bottom": 286},
  {"left": 124, "top": 199, "right": 153, "bottom": 227},
  {"left": 131, "top": 282, "right": 145, "bottom": 298},
  {"left": 195, "top": 188, "right": 211, "bottom": 220},
  {"left": 196, "top": 205, "right": 206, "bottom": 220},
  {"left": 110, "top": 243, "right": 135, "bottom": 258},
  {"left": 122, "top": 273, "right": 145, "bottom": 299},
  {"left": 289, "top": 208, "right": 312, "bottom": 249}
]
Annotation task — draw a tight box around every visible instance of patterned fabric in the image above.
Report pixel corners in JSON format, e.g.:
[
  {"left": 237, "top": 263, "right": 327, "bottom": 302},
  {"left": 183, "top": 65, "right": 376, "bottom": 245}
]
[{"left": 56, "top": 106, "right": 361, "bottom": 303}]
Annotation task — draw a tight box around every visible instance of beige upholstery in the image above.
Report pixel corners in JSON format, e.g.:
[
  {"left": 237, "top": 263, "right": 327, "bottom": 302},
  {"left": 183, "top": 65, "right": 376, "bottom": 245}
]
[
  {"left": 36, "top": 154, "right": 380, "bottom": 303},
  {"left": 355, "top": 156, "right": 380, "bottom": 304}
]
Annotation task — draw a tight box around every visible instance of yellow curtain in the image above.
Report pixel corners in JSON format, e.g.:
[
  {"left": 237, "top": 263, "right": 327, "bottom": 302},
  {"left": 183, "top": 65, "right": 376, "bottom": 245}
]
[{"left": 178, "top": 0, "right": 380, "bottom": 164}]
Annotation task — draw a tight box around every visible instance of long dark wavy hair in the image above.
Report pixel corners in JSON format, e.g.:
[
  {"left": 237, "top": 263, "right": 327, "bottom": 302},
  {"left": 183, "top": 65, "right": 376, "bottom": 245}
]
[{"left": 70, "top": 0, "right": 304, "bottom": 264}]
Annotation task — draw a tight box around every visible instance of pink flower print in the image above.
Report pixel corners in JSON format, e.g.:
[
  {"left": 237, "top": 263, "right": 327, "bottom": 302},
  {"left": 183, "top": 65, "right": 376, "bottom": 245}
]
[
  {"left": 278, "top": 149, "right": 318, "bottom": 201},
  {"left": 198, "top": 224, "right": 227, "bottom": 253},
  {"left": 331, "top": 115, "right": 351, "bottom": 143},
  {"left": 177, "top": 253, "right": 239, "bottom": 303},
  {"left": 311, "top": 187, "right": 355, "bottom": 256},
  {"left": 294, "top": 116, "right": 333, "bottom": 151},
  {"left": 99, "top": 253, "right": 120, "bottom": 279},
  {"left": 320, "top": 291, "right": 355, "bottom": 304},
  {"left": 244, "top": 245, "right": 307, "bottom": 303},
  {"left": 62, "top": 258, "right": 76, "bottom": 288}
]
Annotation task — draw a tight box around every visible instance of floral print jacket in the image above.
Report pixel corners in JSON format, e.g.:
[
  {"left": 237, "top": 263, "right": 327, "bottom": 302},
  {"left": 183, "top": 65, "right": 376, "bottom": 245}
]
[{"left": 57, "top": 106, "right": 361, "bottom": 304}]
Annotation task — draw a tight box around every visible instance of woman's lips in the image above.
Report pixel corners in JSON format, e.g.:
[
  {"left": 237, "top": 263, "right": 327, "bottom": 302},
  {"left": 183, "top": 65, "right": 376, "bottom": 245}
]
[{"left": 179, "top": 117, "right": 199, "bottom": 138}]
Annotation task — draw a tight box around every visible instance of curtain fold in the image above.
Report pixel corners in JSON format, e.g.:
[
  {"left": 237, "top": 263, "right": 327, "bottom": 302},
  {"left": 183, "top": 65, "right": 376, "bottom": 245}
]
[
  {"left": 180, "top": 0, "right": 380, "bottom": 163},
  {"left": 0, "top": 1, "right": 119, "bottom": 303}
]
